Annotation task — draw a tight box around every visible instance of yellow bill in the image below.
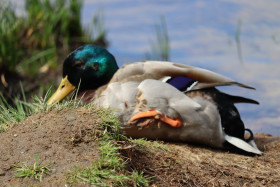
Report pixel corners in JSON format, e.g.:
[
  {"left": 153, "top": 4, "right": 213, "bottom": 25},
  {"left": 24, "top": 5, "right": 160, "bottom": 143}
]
[{"left": 48, "top": 75, "right": 76, "bottom": 105}]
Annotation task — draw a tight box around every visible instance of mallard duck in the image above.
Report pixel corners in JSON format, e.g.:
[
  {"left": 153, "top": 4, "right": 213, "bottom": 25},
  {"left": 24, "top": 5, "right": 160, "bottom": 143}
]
[{"left": 48, "top": 45, "right": 262, "bottom": 155}]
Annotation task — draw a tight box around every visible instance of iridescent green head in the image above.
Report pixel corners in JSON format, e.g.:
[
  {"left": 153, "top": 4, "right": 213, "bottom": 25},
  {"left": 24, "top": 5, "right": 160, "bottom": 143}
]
[
  {"left": 63, "top": 45, "right": 119, "bottom": 90},
  {"left": 48, "top": 45, "right": 119, "bottom": 104}
]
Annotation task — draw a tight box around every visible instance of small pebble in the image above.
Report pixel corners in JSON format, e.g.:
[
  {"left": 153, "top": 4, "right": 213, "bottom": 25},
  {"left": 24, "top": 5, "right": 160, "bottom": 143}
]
[
  {"left": 13, "top": 134, "right": 17, "bottom": 137},
  {"left": 66, "top": 116, "right": 76, "bottom": 121}
]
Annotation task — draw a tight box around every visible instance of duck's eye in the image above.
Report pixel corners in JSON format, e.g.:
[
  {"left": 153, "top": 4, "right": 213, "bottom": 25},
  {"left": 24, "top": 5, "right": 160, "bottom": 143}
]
[
  {"left": 92, "top": 62, "right": 99, "bottom": 71},
  {"left": 73, "top": 60, "right": 84, "bottom": 69}
]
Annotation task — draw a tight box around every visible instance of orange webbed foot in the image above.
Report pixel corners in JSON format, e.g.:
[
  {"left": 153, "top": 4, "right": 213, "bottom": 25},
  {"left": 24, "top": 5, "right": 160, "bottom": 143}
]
[{"left": 129, "top": 110, "right": 182, "bottom": 128}]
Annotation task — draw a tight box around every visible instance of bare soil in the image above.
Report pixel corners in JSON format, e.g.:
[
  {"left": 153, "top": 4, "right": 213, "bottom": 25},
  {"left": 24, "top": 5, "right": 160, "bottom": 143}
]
[{"left": 0, "top": 108, "right": 279, "bottom": 186}]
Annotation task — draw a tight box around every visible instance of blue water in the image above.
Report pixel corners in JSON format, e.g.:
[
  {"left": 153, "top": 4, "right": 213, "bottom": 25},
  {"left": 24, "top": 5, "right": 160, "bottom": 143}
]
[
  {"left": 82, "top": 0, "right": 280, "bottom": 136},
  {"left": 10, "top": 0, "right": 280, "bottom": 135}
]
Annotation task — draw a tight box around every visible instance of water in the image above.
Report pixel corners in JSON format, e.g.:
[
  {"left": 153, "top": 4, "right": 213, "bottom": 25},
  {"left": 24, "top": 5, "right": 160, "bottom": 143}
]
[{"left": 82, "top": 0, "right": 280, "bottom": 136}]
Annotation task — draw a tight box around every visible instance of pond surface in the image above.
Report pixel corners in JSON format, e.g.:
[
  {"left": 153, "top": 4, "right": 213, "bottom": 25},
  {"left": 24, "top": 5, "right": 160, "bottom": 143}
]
[{"left": 83, "top": 0, "right": 280, "bottom": 136}]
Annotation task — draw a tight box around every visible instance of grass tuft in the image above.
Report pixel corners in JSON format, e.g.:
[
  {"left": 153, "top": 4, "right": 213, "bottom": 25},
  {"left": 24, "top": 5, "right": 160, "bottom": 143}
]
[
  {"left": 131, "top": 138, "right": 171, "bottom": 153},
  {"left": 0, "top": 93, "right": 36, "bottom": 131},
  {"left": 235, "top": 19, "right": 243, "bottom": 64},
  {"left": 12, "top": 157, "right": 52, "bottom": 182},
  {"left": 97, "top": 107, "right": 124, "bottom": 141},
  {"left": 131, "top": 170, "right": 152, "bottom": 187},
  {"left": 67, "top": 139, "right": 129, "bottom": 186},
  {"left": 0, "top": 86, "right": 83, "bottom": 132},
  {"left": 147, "top": 16, "right": 170, "bottom": 61}
]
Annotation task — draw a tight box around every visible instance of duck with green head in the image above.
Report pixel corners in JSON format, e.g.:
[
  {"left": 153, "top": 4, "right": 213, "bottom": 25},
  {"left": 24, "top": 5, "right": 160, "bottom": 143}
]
[{"left": 48, "top": 44, "right": 262, "bottom": 155}]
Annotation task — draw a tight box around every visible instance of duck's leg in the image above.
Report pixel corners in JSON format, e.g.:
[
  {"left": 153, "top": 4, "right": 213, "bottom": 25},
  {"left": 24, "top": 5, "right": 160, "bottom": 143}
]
[{"left": 128, "top": 110, "right": 182, "bottom": 128}]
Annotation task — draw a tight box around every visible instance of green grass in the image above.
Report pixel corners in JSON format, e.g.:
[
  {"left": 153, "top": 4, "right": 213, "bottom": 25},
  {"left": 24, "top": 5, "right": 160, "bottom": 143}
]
[
  {"left": 131, "top": 138, "right": 171, "bottom": 153},
  {"left": 90, "top": 9, "right": 107, "bottom": 43},
  {"left": 0, "top": 0, "right": 106, "bottom": 78},
  {"left": 97, "top": 107, "right": 125, "bottom": 141},
  {"left": 147, "top": 16, "right": 170, "bottom": 61},
  {"left": 0, "top": 2, "right": 24, "bottom": 72},
  {"left": 0, "top": 86, "right": 81, "bottom": 132},
  {"left": 67, "top": 139, "right": 129, "bottom": 186},
  {"left": 235, "top": 19, "right": 244, "bottom": 64},
  {"left": 131, "top": 170, "right": 152, "bottom": 187},
  {"left": 12, "top": 157, "right": 52, "bottom": 182},
  {"left": 0, "top": 86, "right": 37, "bottom": 131},
  {"left": 0, "top": 94, "right": 34, "bottom": 131}
]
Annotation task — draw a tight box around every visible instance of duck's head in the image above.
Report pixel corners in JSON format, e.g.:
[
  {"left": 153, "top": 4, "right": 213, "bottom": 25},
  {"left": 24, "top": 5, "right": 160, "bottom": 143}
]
[{"left": 48, "top": 45, "right": 119, "bottom": 105}]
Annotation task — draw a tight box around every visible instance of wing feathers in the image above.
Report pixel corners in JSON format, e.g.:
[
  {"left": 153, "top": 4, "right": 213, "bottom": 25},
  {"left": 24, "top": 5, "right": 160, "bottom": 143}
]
[
  {"left": 224, "top": 93, "right": 259, "bottom": 105},
  {"left": 110, "top": 61, "right": 254, "bottom": 89},
  {"left": 225, "top": 135, "right": 262, "bottom": 155}
]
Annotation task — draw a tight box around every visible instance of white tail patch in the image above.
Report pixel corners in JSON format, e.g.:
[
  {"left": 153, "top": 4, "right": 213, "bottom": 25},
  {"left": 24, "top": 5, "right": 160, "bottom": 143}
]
[{"left": 225, "top": 135, "right": 262, "bottom": 155}]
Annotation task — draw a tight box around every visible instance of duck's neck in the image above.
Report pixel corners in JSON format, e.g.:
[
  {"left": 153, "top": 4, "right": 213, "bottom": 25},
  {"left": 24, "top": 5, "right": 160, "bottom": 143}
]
[{"left": 76, "top": 89, "right": 98, "bottom": 105}]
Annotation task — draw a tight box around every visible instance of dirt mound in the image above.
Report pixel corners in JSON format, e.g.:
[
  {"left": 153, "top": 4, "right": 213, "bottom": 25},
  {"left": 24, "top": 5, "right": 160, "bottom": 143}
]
[
  {"left": 0, "top": 108, "right": 102, "bottom": 186},
  {"left": 122, "top": 135, "right": 280, "bottom": 186},
  {"left": 0, "top": 108, "right": 279, "bottom": 186}
]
